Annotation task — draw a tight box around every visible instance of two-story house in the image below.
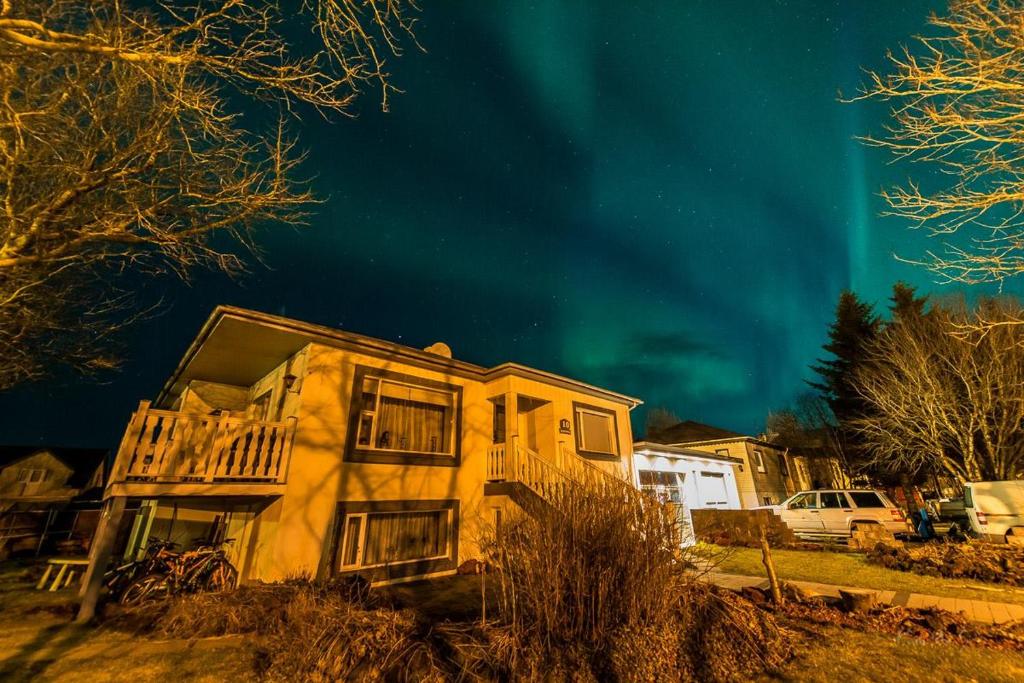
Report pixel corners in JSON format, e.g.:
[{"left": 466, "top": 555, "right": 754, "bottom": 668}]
[
  {"left": 645, "top": 421, "right": 810, "bottom": 508},
  {"left": 79, "top": 306, "right": 640, "bottom": 618}
]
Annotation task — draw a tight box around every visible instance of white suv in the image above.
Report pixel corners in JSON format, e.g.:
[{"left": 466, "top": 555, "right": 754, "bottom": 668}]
[{"left": 774, "top": 489, "right": 908, "bottom": 539}]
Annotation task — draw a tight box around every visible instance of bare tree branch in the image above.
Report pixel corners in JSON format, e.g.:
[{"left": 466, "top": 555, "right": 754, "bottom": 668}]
[
  {"left": 0, "top": 0, "right": 419, "bottom": 388},
  {"left": 853, "top": 0, "right": 1024, "bottom": 285}
]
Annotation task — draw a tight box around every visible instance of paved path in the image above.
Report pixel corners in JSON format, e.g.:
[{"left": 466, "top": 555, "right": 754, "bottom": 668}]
[{"left": 706, "top": 571, "right": 1024, "bottom": 625}]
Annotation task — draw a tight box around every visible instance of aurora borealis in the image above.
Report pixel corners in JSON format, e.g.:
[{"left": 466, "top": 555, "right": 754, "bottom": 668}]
[{"left": 4, "top": 0, "right": 976, "bottom": 446}]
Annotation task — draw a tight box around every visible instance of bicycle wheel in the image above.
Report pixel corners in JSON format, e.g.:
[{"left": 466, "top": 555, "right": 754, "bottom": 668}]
[
  {"left": 119, "top": 573, "right": 170, "bottom": 606},
  {"left": 203, "top": 559, "right": 238, "bottom": 592}
]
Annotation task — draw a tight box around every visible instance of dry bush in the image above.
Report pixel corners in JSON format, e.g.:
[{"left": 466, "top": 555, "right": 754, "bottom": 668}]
[
  {"left": 868, "top": 541, "right": 1024, "bottom": 586},
  {"left": 486, "top": 483, "right": 789, "bottom": 681}
]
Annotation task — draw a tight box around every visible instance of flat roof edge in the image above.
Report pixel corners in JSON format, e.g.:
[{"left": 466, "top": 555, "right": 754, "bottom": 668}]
[{"left": 156, "top": 306, "right": 643, "bottom": 407}]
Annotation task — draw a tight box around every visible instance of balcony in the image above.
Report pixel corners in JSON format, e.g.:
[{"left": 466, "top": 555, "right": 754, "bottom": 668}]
[{"left": 106, "top": 401, "right": 295, "bottom": 497}]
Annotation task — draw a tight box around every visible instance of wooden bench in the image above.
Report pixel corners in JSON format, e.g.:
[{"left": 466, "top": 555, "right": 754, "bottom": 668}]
[{"left": 35, "top": 558, "right": 90, "bottom": 592}]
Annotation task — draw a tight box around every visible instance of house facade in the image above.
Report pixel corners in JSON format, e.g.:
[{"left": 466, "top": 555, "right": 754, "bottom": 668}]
[
  {"left": 80, "top": 306, "right": 640, "bottom": 613},
  {"left": 0, "top": 446, "right": 106, "bottom": 504},
  {"left": 645, "top": 421, "right": 812, "bottom": 508},
  {"left": 632, "top": 441, "right": 743, "bottom": 544}
]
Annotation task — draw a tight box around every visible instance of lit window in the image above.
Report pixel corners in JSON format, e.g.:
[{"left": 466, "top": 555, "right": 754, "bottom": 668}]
[
  {"left": 639, "top": 470, "right": 683, "bottom": 504},
  {"left": 356, "top": 376, "right": 456, "bottom": 455},
  {"left": 575, "top": 406, "right": 617, "bottom": 455},
  {"left": 338, "top": 509, "right": 451, "bottom": 570}
]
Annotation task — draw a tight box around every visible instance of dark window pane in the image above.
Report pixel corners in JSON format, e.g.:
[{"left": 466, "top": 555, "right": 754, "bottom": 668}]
[{"left": 848, "top": 492, "right": 884, "bottom": 508}]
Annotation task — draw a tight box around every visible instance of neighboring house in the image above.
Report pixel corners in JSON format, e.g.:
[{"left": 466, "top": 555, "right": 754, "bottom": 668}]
[
  {"left": 82, "top": 306, "right": 641, "bottom": 605},
  {"left": 632, "top": 441, "right": 743, "bottom": 545},
  {"left": 645, "top": 421, "right": 799, "bottom": 508},
  {"left": 789, "top": 446, "right": 850, "bottom": 490},
  {"left": 0, "top": 446, "right": 106, "bottom": 503},
  {"left": 0, "top": 446, "right": 107, "bottom": 557}
]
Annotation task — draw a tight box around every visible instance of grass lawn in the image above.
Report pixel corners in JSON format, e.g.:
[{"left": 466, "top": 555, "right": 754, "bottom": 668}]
[
  {"left": 763, "top": 618, "right": 1024, "bottom": 683},
  {"left": 707, "top": 545, "right": 1024, "bottom": 606}
]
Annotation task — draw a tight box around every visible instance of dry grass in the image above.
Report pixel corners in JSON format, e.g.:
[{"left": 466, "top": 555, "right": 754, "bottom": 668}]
[
  {"left": 868, "top": 541, "right": 1024, "bottom": 586},
  {"left": 485, "top": 483, "right": 790, "bottom": 682}
]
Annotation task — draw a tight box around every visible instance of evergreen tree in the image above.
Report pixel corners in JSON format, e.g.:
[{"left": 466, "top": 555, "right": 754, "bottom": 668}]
[
  {"left": 888, "top": 281, "right": 928, "bottom": 325},
  {"left": 809, "top": 291, "right": 881, "bottom": 425},
  {"left": 808, "top": 291, "right": 880, "bottom": 479}
]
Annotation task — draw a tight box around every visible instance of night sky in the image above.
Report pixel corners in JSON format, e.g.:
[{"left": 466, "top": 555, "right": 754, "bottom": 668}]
[{"left": 4, "top": 0, "right": 987, "bottom": 449}]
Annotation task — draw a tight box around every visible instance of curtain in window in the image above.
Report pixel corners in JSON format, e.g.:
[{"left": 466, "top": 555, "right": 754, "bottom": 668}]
[
  {"left": 363, "top": 511, "right": 448, "bottom": 565},
  {"left": 377, "top": 397, "right": 449, "bottom": 453},
  {"left": 580, "top": 411, "right": 613, "bottom": 453}
]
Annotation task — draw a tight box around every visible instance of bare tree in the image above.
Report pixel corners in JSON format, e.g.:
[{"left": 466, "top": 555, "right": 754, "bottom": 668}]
[
  {"left": 854, "top": 0, "right": 1024, "bottom": 285},
  {"left": 0, "top": 0, "right": 418, "bottom": 387},
  {"left": 644, "top": 406, "right": 680, "bottom": 438},
  {"left": 851, "top": 297, "right": 1024, "bottom": 482}
]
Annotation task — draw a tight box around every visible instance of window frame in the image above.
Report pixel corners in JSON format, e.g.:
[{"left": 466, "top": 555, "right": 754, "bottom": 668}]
[
  {"left": 338, "top": 508, "right": 452, "bottom": 571},
  {"left": 344, "top": 365, "right": 463, "bottom": 467},
  {"left": 571, "top": 401, "right": 621, "bottom": 461},
  {"left": 751, "top": 449, "right": 766, "bottom": 473},
  {"left": 328, "top": 499, "right": 459, "bottom": 581},
  {"left": 847, "top": 491, "right": 886, "bottom": 509}
]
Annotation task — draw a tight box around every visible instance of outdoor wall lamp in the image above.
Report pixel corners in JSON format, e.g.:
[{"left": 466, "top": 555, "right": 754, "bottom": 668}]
[{"left": 283, "top": 373, "right": 299, "bottom": 392}]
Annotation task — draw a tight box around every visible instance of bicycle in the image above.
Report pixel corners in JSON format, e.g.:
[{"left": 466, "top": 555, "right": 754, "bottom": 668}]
[
  {"left": 119, "top": 538, "right": 238, "bottom": 605},
  {"left": 104, "top": 538, "right": 178, "bottom": 602}
]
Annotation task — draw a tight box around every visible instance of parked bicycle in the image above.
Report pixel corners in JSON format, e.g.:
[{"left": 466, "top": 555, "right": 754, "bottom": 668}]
[
  {"left": 119, "top": 538, "right": 238, "bottom": 605},
  {"left": 104, "top": 537, "right": 179, "bottom": 602}
]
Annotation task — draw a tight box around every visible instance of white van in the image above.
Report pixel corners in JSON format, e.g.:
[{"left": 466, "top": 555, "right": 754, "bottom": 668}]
[{"left": 964, "top": 481, "right": 1024, "bottom": 541}]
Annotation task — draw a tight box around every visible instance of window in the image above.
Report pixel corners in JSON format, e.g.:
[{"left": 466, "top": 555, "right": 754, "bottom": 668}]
[
  {"left": 763, "top": 496, "right": 776, "bottom": 506},
  {"left": 820, "top": 492, "right": 846, "bottom": 509},
  {"left": 715, "top": 448, "right": 730, "bottom": 457},
  {"left": 356, "top": 377, "right": 455, "bottom": 454},
  {"left": 346, "top": 367, "right": 463, "bottom": 466},
  {"left": 573, "top": 403, "right": 618, "bottom": 457},
  {"left": 787, "top": 492, "right": 818, "bottom": 509},
  {"left": 848, "top": 491, "right": 885, "bottom": 508},
  {"left": 699, "top": 472, "right": 728, "bottom": 506},
  {"left": 339, "top": 509, "right": 451, "bottom": 570},
  {"left": 17, "top": 469, "right": 47, "bottom": 483},
  {"left": 751, "top": 450, "right": 766, "bottom": 473},
  {"left": 777, "top": 453, "right": 789, "bottom": 478},
  {"left": 639, "top": 470, "right": 683, "bottom": 504}
]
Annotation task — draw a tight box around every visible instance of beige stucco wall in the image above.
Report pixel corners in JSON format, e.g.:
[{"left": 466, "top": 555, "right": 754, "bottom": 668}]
[{"left": 243, "top": 344, "right": 636, "bottom": 582}]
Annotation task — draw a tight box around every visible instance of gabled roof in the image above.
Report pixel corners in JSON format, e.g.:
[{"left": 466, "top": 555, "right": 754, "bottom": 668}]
[
  {"left": 0, "top": 446, "right": 107, "bottom": 489},
  {"left": 646, "top": 420, "right": 746, "bottom": 444}
]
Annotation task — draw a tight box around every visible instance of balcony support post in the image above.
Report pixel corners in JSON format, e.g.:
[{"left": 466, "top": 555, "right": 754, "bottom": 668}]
[
  {"left": 76, "top": 495, "right": 127, "bottom": 623},
  {"left": 504, "top": 391, "right": 518, "bottom": 481}
]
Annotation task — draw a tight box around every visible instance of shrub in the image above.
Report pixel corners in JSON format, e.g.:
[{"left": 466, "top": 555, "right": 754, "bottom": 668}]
[{"left": 485, "top": 481, "right": 789, "bottom": 681}]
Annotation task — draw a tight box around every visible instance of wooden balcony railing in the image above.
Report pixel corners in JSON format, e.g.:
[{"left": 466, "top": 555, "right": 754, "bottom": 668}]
[
  {"left": 110, "top": 401, "right": 295, "bottom": 486},
  {"left": 486, "top": 436, "right": 636, "bottom": 504}
]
